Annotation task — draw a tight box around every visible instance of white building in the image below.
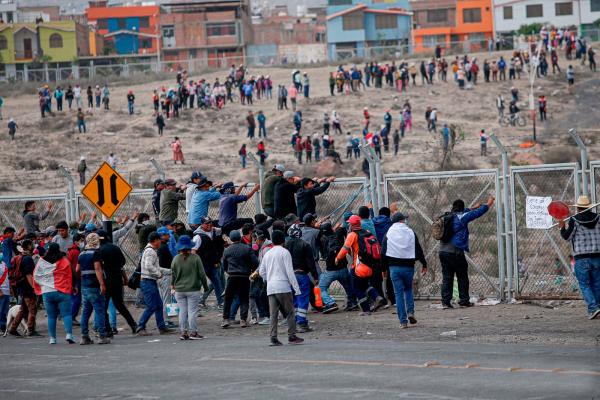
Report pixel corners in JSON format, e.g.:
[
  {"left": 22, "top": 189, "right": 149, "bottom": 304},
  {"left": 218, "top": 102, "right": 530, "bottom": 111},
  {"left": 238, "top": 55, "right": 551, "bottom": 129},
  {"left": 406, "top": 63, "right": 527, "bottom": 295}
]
[
  {"left": 493, "top": 0, "right": 600, "bottom": 35},
  {"left": 0, "top": 0, "right": 17, "bottom": 23}
]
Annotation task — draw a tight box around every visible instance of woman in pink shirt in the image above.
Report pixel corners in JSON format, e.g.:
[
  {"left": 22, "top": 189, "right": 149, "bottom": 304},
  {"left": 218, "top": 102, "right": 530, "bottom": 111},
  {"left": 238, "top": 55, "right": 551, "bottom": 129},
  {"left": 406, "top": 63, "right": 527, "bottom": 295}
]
[{"left": 288, "top": 85, "right": 298, "bottom": 111}]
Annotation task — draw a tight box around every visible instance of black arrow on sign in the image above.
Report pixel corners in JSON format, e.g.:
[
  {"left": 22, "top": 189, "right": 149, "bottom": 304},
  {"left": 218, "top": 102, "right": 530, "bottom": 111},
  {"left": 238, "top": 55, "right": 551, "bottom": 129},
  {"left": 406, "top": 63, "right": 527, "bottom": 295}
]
[
  {"left": 95, "top": 175, "right": 105, "bottom": 207},
  {"left": 110, "top": 174, "right": 119, "bottom": 206}
]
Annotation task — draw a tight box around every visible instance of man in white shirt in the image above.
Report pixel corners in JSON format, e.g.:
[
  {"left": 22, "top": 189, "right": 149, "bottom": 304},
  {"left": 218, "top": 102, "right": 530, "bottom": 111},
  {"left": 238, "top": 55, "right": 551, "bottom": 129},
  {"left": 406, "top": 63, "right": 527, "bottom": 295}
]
[{"left": 259, "top": 230, "right": 304, "bottom": 346}]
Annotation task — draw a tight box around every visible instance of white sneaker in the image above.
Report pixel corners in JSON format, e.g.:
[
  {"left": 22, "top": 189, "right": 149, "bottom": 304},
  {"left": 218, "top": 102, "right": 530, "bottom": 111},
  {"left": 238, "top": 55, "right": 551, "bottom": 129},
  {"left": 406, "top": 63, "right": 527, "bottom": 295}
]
[
  {"left": 49, "top": 337, "right": 57, "bottom": 345},
  {"left": 258, "top": 317, "right": 270, "bottom": 325},
  {"left": 249, "top": 317, "right": 258, "bottom": 325}
]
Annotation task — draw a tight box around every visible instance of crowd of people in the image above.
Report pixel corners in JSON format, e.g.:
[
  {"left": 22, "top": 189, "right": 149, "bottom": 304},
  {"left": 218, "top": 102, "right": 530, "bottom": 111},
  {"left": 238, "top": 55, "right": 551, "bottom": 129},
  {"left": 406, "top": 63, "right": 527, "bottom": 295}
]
[{"left": 5, "top": 163, "right": 549, "bottom": 347}]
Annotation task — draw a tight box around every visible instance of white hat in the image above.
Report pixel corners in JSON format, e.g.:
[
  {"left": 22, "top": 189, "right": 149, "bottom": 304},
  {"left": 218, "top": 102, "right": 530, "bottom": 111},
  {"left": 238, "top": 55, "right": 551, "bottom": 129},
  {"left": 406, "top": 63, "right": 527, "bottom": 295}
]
[{"left": 80, "top": 156, "right": 85, "bottom": 161}]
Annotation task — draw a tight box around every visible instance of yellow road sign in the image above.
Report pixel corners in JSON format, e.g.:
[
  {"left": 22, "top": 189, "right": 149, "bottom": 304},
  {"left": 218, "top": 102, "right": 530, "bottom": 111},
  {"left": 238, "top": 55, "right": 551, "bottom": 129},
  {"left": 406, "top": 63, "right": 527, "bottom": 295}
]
[{"left": 81, "top": 162, "right": 132, "bottom": 218}]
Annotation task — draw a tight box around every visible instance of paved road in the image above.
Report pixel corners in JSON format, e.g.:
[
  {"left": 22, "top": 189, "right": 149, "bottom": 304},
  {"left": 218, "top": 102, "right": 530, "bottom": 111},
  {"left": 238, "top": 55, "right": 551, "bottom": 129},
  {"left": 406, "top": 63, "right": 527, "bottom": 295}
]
[{"left": 1, "top": 335, "right": 598, "bottom": 399}]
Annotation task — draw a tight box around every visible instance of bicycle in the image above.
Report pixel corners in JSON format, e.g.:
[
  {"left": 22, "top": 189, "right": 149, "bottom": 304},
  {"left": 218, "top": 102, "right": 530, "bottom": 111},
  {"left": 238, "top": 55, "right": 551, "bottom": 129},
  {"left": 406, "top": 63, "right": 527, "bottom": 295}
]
[{"left": 499, "top": 113, "right": 526, "bottom": 127}]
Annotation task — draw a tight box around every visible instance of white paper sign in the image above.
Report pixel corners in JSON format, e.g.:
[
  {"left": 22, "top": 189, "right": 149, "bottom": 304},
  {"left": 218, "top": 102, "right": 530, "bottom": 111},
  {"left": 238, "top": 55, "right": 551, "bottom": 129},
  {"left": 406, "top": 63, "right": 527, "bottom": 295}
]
[{"left": 526, "top": 196, "right": 553, "bottom": 229}]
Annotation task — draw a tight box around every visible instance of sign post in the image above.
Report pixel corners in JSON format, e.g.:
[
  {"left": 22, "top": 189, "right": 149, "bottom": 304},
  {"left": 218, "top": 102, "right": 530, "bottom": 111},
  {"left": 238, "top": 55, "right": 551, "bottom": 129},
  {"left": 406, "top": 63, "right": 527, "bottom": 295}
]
[{"left": 81, "top": 162, "right": 133, "bottom": 242}]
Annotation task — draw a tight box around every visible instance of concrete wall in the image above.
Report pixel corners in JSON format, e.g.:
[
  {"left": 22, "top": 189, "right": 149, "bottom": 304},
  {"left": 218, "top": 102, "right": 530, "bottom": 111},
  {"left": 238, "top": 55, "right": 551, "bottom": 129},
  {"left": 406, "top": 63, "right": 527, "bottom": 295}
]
[
  {"left": 247, "top": 43, "right": 278, "bottom": 65},
  {"left": 279, "top": 43, "right": 327, "bottom": 64}
]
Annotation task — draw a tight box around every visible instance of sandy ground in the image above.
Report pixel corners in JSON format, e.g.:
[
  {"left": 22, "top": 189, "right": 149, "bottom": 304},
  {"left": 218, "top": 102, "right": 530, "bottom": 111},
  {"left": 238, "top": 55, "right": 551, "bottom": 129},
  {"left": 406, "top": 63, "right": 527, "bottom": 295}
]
[{"left": 1, "top": 49, "right": 599, "bottom": 195}]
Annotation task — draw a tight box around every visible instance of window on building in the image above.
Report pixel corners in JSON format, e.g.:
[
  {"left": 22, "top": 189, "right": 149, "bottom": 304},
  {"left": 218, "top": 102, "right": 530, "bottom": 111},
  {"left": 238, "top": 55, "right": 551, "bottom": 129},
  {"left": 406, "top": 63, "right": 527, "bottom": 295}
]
[
  {"left": 117, "top": 18, "right": 126, "bottom": 29},
  {"left": 463, "top": 7, "right": 482, "bottom": 23},
  {"left": 162, "top": 25, "right": 174, "bottom": 37},
  {"left": 6, "top": 11, "right": 13, "bottom": 23},
  {"left": 49, "top": 33, "right": 63, "bottom": 48},
  {"left": 139, "top": 38, "right": 152, "bottom": 49},
  {"left": 427, "top": 9, "right": 448, "bottom": 23},
  {"left": 375, "top": 14, "right": 398, "bottom": 29},
  {"left": 0, "top": 35, "right": 7, "bottom": 50},
  {"left": 503, "top": 6, "right": 513, "bottom": 19},
  {"left": 342, "top": 12, "right": 364, "bottom": 30},
  {"left": 206, "top": 22, "right": 236, "bottom": 36},
  {"left": 526, "top": 4, "right": 543, "bottom": 18},
  {"left": 328, "top": 0, "right": 352, "bottom": 5},
  {"left": 97, "top": 19, "right": 108, "bottom": 29},
  {"left": 315, "top": 32, "right": 325, "bottom": 42},
  {"left": 423, "top": 34, "right": 446, "bottom": 48},
  {"left": 592, "top": 0, "right": 600, "bottom": 12},
  {"left": 555, "top": 2, "right": 573, "bottom": 16},
  {"left": 139, "top": 16, "right": 150, "bottom": 28}
]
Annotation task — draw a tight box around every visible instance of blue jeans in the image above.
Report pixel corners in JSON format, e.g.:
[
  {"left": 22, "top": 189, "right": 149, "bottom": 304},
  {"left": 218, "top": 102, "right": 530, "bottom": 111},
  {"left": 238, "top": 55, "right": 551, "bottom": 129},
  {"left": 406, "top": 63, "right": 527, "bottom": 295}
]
[
  {"left": 574, "top": 257, "right": 600, "bottom": 315},
  {"left": 0, "top": 294, "right": 10, "bottom": 330},
  {"left": 42, "top": 291, "right": 73, "bottom": 339},
  {"left": 304, "top": 85, "right": 310, "bottom": 98},
  {"left": 109, "top": 299, "right": 117, "bottom": 329},
  {"left": 259, "top": 124, "right": 267, "bottom": 138},
  {"left": 138, "top": 279, "right": 166, "bottom": 330},
  {"left": 389, "top": 266, "right": 415, "bottom": 325},
  {"left": 202, "top": 265, "right": 224, "bottom": 306},
  {"left": 128, "top": 101, "right": 134, "bottom": 115},
  {"left": 294, "top": 273, "right": 312, "bottom": 325},
  {"left": 319, "top": 268, "right": 356, "bottom": 307},
  {"left": 81, "top": 287, "right": 107, "bottom": 337}
]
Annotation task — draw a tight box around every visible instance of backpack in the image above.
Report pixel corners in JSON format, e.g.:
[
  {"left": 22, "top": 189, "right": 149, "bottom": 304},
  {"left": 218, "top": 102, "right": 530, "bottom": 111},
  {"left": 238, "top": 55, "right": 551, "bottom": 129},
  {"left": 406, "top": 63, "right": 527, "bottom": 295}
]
[
  {"left": 9, "top": 254, "right": 25, "bottom": 287},
  {"left": 431, "top": 212, "right": 462, "bottom": 242},
  {"left": 324, "top": 234, "right": 342, "bottom": 267},
  {"left": 356, "top": 230, "right": 381, "bottom": 266}
]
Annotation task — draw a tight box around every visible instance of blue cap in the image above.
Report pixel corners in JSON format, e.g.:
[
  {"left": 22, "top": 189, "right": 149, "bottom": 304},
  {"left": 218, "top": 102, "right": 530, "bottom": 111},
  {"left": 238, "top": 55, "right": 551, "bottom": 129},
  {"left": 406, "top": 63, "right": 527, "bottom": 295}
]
[
  {"left": 176, "top": 235, "right": 193, "bottom": 251},
  {"left": 157, "top": 227, "right": 170, "bottom": 235},
  {"left": 191, "top": 171, "right": 203, "bottom": 181},
  {"left": 85, "top": 223, "right": 97, "bottom": 232},
  {"left": 219, "top": 182, "right": 235, "bottom": 194}
]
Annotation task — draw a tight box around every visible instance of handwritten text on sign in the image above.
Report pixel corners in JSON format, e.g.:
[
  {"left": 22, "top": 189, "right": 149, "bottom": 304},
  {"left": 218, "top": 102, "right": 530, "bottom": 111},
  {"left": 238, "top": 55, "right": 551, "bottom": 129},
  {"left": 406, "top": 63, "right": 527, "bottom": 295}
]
[{"left": 526, "top": 196, "right": 553, "bottom": 230}]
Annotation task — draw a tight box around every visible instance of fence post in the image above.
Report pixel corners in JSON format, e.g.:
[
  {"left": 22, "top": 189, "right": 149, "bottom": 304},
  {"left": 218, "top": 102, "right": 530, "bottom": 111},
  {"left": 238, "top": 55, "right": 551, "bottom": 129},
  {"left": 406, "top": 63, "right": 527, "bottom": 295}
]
[
  {"left": 568, "top": 129, "right": 589, "bottom": 197},
  {"left": 489, "top": 134, "right": 513, "bottom": 301},
  {"left": 361, "top": 142, "right": 378, "bottom": 210},
  {"left": 247, "top": 152, "right": 264, "bottom": 214},
  {"left": 373, "top": 150, "right": 383, "bottom": 214},
  {"left": 58, "top": 166, "right": 76, "bottom": 222},
  {"left": 149, "top": 158, "right": 166, "bottom": 181}
]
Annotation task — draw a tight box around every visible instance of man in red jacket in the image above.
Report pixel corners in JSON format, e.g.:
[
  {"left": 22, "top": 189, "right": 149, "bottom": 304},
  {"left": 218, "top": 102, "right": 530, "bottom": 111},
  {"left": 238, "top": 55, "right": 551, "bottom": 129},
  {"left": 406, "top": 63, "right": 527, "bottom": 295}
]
[{"left": 67, "top": 233, "right": 84, "bottom": 325}]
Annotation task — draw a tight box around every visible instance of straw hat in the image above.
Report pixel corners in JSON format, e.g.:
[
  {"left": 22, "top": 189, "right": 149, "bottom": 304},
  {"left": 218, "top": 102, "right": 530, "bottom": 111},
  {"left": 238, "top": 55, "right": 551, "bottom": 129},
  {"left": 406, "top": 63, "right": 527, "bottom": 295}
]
[{"left": 573, "top": 195, "right": 592, "bottom": 208}]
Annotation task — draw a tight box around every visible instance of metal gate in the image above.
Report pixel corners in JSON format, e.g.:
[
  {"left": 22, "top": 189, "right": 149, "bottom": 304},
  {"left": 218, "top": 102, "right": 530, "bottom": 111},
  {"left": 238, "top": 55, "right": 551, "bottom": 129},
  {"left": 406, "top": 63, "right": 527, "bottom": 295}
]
[
  {"left": 384, "top": 169, "right": 503, "bottom": 300},
  {"left": 510, "top": 163, "right": 581, "bottom": 299}
]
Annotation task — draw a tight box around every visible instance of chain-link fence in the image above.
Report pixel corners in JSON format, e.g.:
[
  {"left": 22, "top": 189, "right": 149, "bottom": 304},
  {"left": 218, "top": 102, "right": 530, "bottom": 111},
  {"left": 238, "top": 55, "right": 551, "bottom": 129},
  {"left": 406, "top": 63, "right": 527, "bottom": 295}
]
[
  {"left": 510, "top": 164, "right": 581, "bottom": 300},
  {"left": 0, "top": 194, "right": 69, "bottom": 234},
  {"left": 2, "top": 162, "right": 599, "bottom": 301},
  {"left": 384, "top": 170, "right": 502, "bottom": 300}
]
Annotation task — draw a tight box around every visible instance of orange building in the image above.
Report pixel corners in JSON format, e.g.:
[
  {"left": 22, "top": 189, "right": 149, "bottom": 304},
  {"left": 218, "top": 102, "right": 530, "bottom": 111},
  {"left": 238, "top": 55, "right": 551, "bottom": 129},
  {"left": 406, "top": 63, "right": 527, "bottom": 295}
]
[
  {"left": 410, "top": 0, "right": 493, "bottom": 54},
  {"left": 86, "top": 2, "right": 160, "bottom": 56}
]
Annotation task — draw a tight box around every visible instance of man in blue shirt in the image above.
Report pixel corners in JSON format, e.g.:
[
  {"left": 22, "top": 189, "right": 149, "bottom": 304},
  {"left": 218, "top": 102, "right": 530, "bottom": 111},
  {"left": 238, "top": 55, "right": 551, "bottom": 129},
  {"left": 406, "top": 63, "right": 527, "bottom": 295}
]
[
  {"left": 438, "top": 196, "right": 495, "bottom": 308},
  {"left": 188, "top": 177, "right": 222, "bottom": 228},
  {"left": 218, "top": 182, "right": 260, "bottom": 235}
]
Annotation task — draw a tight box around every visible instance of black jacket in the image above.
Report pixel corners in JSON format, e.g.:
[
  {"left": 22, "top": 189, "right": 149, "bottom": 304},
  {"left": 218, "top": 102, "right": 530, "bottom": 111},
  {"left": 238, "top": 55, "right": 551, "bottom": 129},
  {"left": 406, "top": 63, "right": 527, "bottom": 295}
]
[
  {"left": 196, "top": 230, "right": 225, "bottom": 268},
  {"left": 221, "top": 242, "right": 259, "bottom": 277},
  {"left": 296, "top": 182, "right": 330, "bottom": 219},
  {"left": 274, "top": 179, "right": 299, "bottom": 219},
  {"left": 285, "top": 237, "right": 318, "bottom": 279}
]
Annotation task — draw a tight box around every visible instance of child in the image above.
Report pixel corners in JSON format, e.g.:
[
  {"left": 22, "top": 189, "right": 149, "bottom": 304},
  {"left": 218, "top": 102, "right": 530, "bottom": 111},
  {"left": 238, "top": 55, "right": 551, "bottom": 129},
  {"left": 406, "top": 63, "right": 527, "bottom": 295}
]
[{"left": 8, "top": 118, "right": 17, "bottom": 140}]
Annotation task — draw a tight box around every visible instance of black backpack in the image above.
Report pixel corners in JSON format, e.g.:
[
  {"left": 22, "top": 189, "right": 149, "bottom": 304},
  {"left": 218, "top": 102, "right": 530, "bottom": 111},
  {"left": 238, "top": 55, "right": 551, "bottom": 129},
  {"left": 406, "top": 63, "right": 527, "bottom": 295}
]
[{"left": 323, "top": 234, "right": 342, "bottom": 268}]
